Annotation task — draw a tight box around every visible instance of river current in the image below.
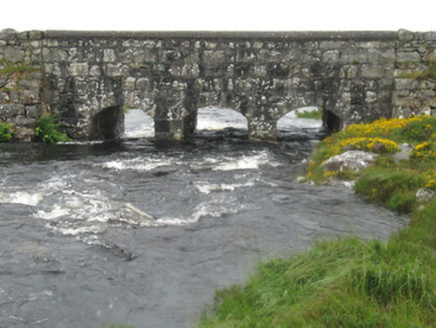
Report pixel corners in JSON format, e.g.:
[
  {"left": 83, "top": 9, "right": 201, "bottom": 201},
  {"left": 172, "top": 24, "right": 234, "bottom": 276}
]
[{"left": 0, "top": 107, "right": 406, "bottom": 328}]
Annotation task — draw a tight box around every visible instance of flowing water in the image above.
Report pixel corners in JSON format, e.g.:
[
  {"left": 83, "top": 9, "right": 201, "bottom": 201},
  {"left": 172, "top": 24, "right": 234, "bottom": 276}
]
[{"left": 0, "top": 108, "right": 406, "bottom": 328}]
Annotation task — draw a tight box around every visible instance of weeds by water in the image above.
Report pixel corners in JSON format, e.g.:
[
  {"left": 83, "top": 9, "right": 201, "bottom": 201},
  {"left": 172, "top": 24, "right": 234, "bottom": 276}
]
[
  {"left": 197, "top": 116, "right": 436, "bottom": 327},
  {"left": 0, "top": 121, "right": 13, "bottom": 142},
  {"left": 35, "top": 114, "right": 71, "bottom": 143}
]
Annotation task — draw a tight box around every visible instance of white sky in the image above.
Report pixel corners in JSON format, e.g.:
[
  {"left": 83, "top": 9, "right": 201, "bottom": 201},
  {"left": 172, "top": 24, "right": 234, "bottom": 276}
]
[{"left": 3, "top": 0, "right": 435, "bottom": 32}]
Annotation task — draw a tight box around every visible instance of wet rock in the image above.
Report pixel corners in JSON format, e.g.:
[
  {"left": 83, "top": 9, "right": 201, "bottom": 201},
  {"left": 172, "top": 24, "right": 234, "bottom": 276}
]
[
  {"left": 13, "top": 127, "right": 35, "bottom": 142},
  {"left": 416, "top": 188, "right": 435, "bottom": 203},
  {"left": 322, "top": 150, "right": 378, "bottom": 172},
  {"left": 326, "top": 178, "right": 356, "bottom": 189}
]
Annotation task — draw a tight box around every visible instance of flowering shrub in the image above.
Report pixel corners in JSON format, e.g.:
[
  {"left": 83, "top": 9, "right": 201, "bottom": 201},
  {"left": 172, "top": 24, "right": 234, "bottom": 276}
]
[
  {"left": 306, "top": 116, "right": 436, "bottom": 189},
  {"left": 410, "top": 141, "right": 436, "bottom": 162},
  {"left": 343, "top": 117, "right": 425, "bottom": 138},
  {"left": 400, "top": 118, "right": 436, "bottom": 141},
  {"left": 314, "top": 137, "right": 399, "bottom": 163},
  {"left": 340, "top": 138, "right": 399, "bottom": 154},
  {"left": 342, "top": 116, "right": 436, "bottom": 142}
]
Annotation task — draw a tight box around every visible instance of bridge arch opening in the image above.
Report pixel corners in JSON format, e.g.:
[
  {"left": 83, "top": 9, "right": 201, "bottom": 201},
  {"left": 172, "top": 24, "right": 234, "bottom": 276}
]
[
  {"left": 194, "top": 106, "right": 248, "bottom": 137},
  {"left": 89, "top": 105, "right": 124, "bottom": 141},
  {"left": 322, "top": 110, "right": 343, "bottom": 134},
  {"left": 277, "top": 107, "right": 323, "bottom": 138},
  {"left": 123, "top": 108, "right": 155, "bottom": 139}
]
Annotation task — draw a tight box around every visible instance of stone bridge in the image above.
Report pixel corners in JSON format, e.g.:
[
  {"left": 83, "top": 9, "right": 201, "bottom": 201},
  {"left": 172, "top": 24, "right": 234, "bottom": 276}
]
[{"left": 1, "top": 30, "right": 435, "bottom": 141}]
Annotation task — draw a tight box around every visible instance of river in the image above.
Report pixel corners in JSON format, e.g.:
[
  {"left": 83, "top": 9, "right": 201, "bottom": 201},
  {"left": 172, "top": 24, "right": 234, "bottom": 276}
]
[{"left": 0, "top": 107, "right": 406, "bottom": 328}]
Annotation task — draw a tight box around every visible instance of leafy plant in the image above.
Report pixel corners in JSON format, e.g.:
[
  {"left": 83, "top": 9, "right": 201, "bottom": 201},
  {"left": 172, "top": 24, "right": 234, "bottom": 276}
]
[
  {"left": 34, "top": 114, "right": 71, "bottom": 143},
  {"left": 0, "top": 121, "right": 13, "bottom": 142}
]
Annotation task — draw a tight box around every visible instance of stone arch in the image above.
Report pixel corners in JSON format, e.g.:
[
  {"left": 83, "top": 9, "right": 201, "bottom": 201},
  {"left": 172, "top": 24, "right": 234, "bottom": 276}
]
[
  {"left": 195, "top": 106, "right": 248, "bottom": 134},
  {"left": 89, "top": 105, "right": 124, "bottom": 140},
  {"left": 277, "top": 106, "right": 323, "bottom": 131},
  {"left": 123, "top": 108, "right": 155, "bottom": 139}
]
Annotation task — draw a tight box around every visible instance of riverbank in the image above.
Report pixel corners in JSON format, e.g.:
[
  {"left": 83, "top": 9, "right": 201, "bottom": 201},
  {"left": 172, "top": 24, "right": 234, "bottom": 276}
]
[{"left": 197, "top": 116, "right": 436, "bottom": 327}]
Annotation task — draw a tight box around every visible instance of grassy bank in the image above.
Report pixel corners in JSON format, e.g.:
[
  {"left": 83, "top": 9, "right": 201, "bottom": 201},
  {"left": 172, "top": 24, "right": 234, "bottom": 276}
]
[{"left": 197, "top": 116, "right": 436, "bottom": 328}]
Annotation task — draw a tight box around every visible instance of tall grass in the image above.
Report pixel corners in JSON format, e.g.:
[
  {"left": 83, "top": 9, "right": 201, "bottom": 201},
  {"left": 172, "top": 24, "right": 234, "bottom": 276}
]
[{"left": 199, "top": 237, "right": 436, "bottom": 328}]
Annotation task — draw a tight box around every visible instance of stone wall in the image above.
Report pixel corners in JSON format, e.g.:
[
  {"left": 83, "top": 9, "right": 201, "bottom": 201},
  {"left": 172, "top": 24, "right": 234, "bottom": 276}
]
[
  {"left": 393, "top": 30, "right": 436, "bottom": 118},
  {"left": 0, "top": 29, "right": 435, "bottom": 141},
  {"left": 0, "top": 30, "right": 44, "bottom": 141}
]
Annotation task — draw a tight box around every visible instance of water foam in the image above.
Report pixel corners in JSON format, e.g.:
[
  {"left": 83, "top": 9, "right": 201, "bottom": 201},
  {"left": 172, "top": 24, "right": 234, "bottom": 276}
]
[
  {"left": 191, "top": 150, "right": 280, "bottom": 172},
  {"left": 0, "top": 191, "right": 44, "bottom": 206},
  {"left": 195, "top": 181, "right": 255, "bottom": 194},
  {"left": 100, "top": 158, "right": 172, "bottom": 171}
]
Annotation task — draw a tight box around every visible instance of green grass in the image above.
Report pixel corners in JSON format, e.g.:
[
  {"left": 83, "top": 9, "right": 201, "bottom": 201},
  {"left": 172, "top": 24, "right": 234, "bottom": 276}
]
[
  {"left": 198, "top": 234, "right": 436, "bottom": 327},
  {"left": 197, "top": 116, "right": 436, "bottom": 328},
  {"left": 295, "top": 108, "right": 323, "bottom": 119}
]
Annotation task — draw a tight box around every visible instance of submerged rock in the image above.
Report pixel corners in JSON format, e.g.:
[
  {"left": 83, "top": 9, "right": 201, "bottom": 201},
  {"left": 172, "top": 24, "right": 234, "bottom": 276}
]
[{"left": 322, "top": 150, "right": 378, "bottom": 172}]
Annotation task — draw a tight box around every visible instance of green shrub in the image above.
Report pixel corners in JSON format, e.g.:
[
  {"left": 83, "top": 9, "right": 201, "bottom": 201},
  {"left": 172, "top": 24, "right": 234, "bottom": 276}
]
[
  {"left": 34, "top": 114, "right": 71, "bottom": 143},
  {"left": 295, "top": 108, "right": 323, "bottom": 119},
  {"left": 0, "top": 121, "right": 13, "bottom": 142},
  {"left": 397, "top": 117, "right": 436, "bottom": 142},
  {"left": 354, "top": 168, "right": 426, "bottom": 213}
]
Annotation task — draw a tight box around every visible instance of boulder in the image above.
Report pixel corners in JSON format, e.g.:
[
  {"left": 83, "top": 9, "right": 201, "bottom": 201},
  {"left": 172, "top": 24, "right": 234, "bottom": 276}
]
[
  {"left": 394, "top": 143, "right": 413, "bottom": 162},
  {"left": 416, "top": 188, "right": 435, "bottom": 203},
  {"left": 322, "top": 150, "right": 378, "bottom": 172},
  {"left": 13, "top": 127, "right": 35, "bottom": 142}
]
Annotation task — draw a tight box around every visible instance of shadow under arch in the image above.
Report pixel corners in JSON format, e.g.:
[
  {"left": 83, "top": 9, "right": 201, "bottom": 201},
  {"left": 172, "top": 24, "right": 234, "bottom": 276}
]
[{"left": 89, "top": 105, "right": 124, "bottom": 141}]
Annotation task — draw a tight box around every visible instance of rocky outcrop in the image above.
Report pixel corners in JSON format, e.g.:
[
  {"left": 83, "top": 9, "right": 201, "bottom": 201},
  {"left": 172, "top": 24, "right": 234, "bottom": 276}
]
[{"left": 321, "top": 150, "right": 379, "bottom": 172}]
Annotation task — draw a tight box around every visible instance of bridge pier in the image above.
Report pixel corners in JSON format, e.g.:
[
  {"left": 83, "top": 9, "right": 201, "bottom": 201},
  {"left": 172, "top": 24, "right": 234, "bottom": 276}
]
[
  {"left": 247, "top": 119, "right": 278, "bottom": 140},
  {"left": 154, "top": 88, "right": 198, "bottom": 142}
]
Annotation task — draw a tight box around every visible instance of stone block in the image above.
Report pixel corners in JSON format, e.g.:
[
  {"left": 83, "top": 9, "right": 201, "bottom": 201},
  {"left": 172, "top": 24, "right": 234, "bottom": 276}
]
[
  {"left": 103, "top": 49, "right": 117, "bottom": 62},
  {"left": 123, "top": 77, "right": 136, "bottom": 91},
  {"left": 396, "top": 51, "right": 421, "bottom": 62},
  {"left": 319, "top": 41, "right": 345, "bottom": 49},
  {"left": 397, "top": 29, "right": 415, "bottom": 43},
  {"left": 322, "top": 50, "right": 340, "bottom": 62},
  {"left": 25, "top": 104, "right": 43, "bottom": 118},
  {"left": 424, "top": 31, "right": 436, "bottom": 41},
  {"left": 339, "top": 49, "right": 369, "bottom": 64},
  {"left": 89, "top": 65, "right": 101, "bottom": 76},
  {"left": 136, "top": 78, "right": 150, "bottom": 90},
  {"left": 5, "top": 47, "right": 24, "bottom": 62},
  {"left": 69, "top": 63, "right": 89, "bottom": 76},
  {"left": 28, "top": 30, "right": 43, "bottom": 40},
  {"left": 0, "top": 104, "right": 25, "bottom": 118},
  {"left": 107, "top": 63, "right": 128, "bottom": 77},
  {"left": 361, "top": 65, "right": 386, "bottom": 78}
]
